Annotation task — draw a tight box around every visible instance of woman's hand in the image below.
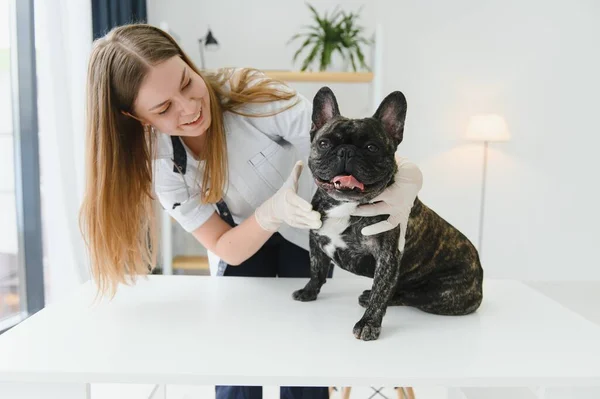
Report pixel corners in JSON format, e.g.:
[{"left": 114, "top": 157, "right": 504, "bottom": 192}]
[
  {"left": 255, "top": 161, "right": 322, "bottom": 231},
  {"left": 350, "top": 155, "right": 423, "bottom": 251}
]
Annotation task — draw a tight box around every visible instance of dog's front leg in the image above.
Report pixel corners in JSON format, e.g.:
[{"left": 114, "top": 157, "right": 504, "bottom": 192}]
[
  {"left": 292, "top": 231, "right": 331, "bottom": 302},
  {"left": 353, "top": 250, "right": 401, "bottom": 341}
]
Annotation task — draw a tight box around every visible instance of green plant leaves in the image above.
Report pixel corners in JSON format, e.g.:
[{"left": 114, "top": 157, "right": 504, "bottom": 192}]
[{"left": 288, "top": 3, "right": 373, "bottom": 72}]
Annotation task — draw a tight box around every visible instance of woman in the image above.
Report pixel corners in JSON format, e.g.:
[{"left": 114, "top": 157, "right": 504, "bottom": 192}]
[{"left": 79, "top": 24, "right": 422, "bottom": 399}]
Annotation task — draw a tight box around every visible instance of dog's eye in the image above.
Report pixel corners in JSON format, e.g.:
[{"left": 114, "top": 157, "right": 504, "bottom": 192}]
[
  {"left": 367, "top": 144, "right": 379, "bottom": 152},
  {"left": 318, "top": 139, "right": 331, "bottom": 149}
]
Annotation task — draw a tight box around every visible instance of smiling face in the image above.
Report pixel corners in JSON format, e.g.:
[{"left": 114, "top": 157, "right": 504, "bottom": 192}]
[{"left": 133, "top": 56, "right": 212, "bottom": 137}]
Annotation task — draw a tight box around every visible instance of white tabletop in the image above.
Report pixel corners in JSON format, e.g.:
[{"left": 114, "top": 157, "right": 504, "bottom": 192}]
[{"left": 1, "top": 276, "right": 600, "bottom": 387}]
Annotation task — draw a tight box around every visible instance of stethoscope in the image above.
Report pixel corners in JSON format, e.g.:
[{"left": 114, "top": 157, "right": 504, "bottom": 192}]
[{"left": 171, "top": 159, "right": 192, "bottom": 210}]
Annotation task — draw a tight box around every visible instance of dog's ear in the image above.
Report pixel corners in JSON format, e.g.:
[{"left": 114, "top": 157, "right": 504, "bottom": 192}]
[
  {"left": 373, "top": 91, "right": 407, "bottom": 146},
  {"left": 311, "top": 86, "right": 340, "bottom": 141}
]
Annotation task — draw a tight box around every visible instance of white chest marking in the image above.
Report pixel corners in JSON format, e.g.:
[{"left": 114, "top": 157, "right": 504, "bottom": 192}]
[{"left": 317, "top": 202, "right": 358, "bottom": 258}]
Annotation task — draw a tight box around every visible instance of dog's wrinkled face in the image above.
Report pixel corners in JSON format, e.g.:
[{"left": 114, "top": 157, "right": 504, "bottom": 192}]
[{"left": 308, "top": 87, "right": 408, "bottom": 203}]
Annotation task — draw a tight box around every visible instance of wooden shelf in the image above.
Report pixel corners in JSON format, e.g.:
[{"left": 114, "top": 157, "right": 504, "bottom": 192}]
[
  {"left": 172, "top": 255, "right": 209, "bottom": 271},
  {"left": 263, "top": 71, "right": 373, "bottom": 83}
]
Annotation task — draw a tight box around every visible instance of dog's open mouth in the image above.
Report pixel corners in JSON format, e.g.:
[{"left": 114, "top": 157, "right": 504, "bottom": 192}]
[
  {"left": 331, "top": 175, "right": 365, "bottom": 192},
  {"left": 315, "top": 174, "right": 368, "bottom": 193}
]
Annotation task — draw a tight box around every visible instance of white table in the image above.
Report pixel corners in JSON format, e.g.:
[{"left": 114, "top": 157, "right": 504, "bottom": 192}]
[{"left": 1, "top": 276, "right": 600, "bottom": 399}]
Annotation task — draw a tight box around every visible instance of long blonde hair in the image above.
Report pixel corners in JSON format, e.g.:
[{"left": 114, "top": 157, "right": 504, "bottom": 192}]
[{"left": 79, "top": 24, "right": 297, "bottom": 297}]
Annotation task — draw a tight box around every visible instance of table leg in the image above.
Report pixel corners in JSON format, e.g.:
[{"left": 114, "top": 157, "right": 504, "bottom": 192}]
[{"left": 148, "top": 384, "right": 166, "bottom": 399}]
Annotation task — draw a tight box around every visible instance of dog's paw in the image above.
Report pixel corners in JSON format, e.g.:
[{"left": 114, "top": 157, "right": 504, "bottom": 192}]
[
  {"left": 358, "top": 290, "right": 371, "bottom": 308},
  {"left": 353, "top": 318, "right": 381, "bottom": 341},
  {"left": 292, "top": 288, "right": 318, "bottom": 302}
]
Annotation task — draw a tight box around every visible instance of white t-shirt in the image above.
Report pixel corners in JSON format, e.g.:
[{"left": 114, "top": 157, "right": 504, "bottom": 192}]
[{"left": 152, "top": 73, "right": 316, "bottom": 274}]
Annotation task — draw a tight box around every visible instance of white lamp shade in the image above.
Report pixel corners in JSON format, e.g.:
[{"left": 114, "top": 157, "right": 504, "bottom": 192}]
[{"left": 466, "top": 114, "right": 511, "bottom": 142}]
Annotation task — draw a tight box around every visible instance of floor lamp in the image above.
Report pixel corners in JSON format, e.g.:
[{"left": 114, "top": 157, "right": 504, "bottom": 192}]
[{"left": 466, "top": 114, "right": 510, "bottom": 256}]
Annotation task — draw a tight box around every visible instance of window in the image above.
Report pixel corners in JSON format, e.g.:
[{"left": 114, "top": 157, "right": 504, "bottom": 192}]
[
  {"left": 0, "top": 0, "right": 21, "bottom": 329},
  {"left": 0, "top": 0, "right": 44, "bottom": 333}
]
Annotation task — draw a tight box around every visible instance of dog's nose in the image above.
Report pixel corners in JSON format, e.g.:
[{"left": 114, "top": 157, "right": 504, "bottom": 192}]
[{"left": 337, "top": 146, "right": 356, "bottom": 159}]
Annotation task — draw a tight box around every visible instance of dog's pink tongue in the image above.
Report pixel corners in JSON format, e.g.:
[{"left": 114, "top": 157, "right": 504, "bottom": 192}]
[{"left": 332, "top": 175, "right": 365, "bottom": 191}]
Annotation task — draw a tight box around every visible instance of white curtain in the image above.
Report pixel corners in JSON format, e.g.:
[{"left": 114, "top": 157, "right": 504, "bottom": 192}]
[{"left": 34, "top": 0, "right": 92, "bottom": 303}]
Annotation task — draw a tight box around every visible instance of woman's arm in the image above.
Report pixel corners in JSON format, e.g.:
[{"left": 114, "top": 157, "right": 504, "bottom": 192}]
[
  {"left": 191, "top": 212, "right": 272, "bottom": 266},
  {"left": 351, "top": 155, "right": 424, "bottom": 252},
  {"left": 192, "top": 161, "right": 321, "bottom": 266}
]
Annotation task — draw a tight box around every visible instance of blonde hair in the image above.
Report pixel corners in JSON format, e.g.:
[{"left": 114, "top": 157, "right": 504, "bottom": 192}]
[{"left": 79, "top": 24, "right": 297, "bottom": 297}]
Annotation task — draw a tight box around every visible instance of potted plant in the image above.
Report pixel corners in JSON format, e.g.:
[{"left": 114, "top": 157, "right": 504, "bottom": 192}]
[{"left": 288, "top": 3, "right": 372, "bottom": 72}]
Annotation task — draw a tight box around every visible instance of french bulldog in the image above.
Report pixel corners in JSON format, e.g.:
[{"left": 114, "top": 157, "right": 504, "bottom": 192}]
[{"left": 292, "top": 87, "right": 484, "bottom": 341}]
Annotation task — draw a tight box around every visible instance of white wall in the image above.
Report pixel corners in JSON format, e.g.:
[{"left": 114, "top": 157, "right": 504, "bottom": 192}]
[
  {"left": 148, "top": 0, "right": 600, "bottom": 281},
  {"left": 376, "top": 0, "right": 600, "bottom": 280},
  {"left": 148, "top": 0, "right": 375, "bottom": 71},
  {"left": 148, "top": 0, "right": 377, "bottom": 119}
]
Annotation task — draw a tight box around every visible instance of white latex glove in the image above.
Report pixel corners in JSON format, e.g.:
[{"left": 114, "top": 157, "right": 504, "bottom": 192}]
[
  {"left": 350, "top": 155, "right": 423, "bottom": 251},
  {"left": 255, "top": 161, "right": 322, "bottom": 232}
]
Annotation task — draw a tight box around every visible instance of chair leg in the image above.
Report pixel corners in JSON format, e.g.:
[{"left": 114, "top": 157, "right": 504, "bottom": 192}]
[{"left": 396, "top": 387, "right": 415, "bottom": 399}]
